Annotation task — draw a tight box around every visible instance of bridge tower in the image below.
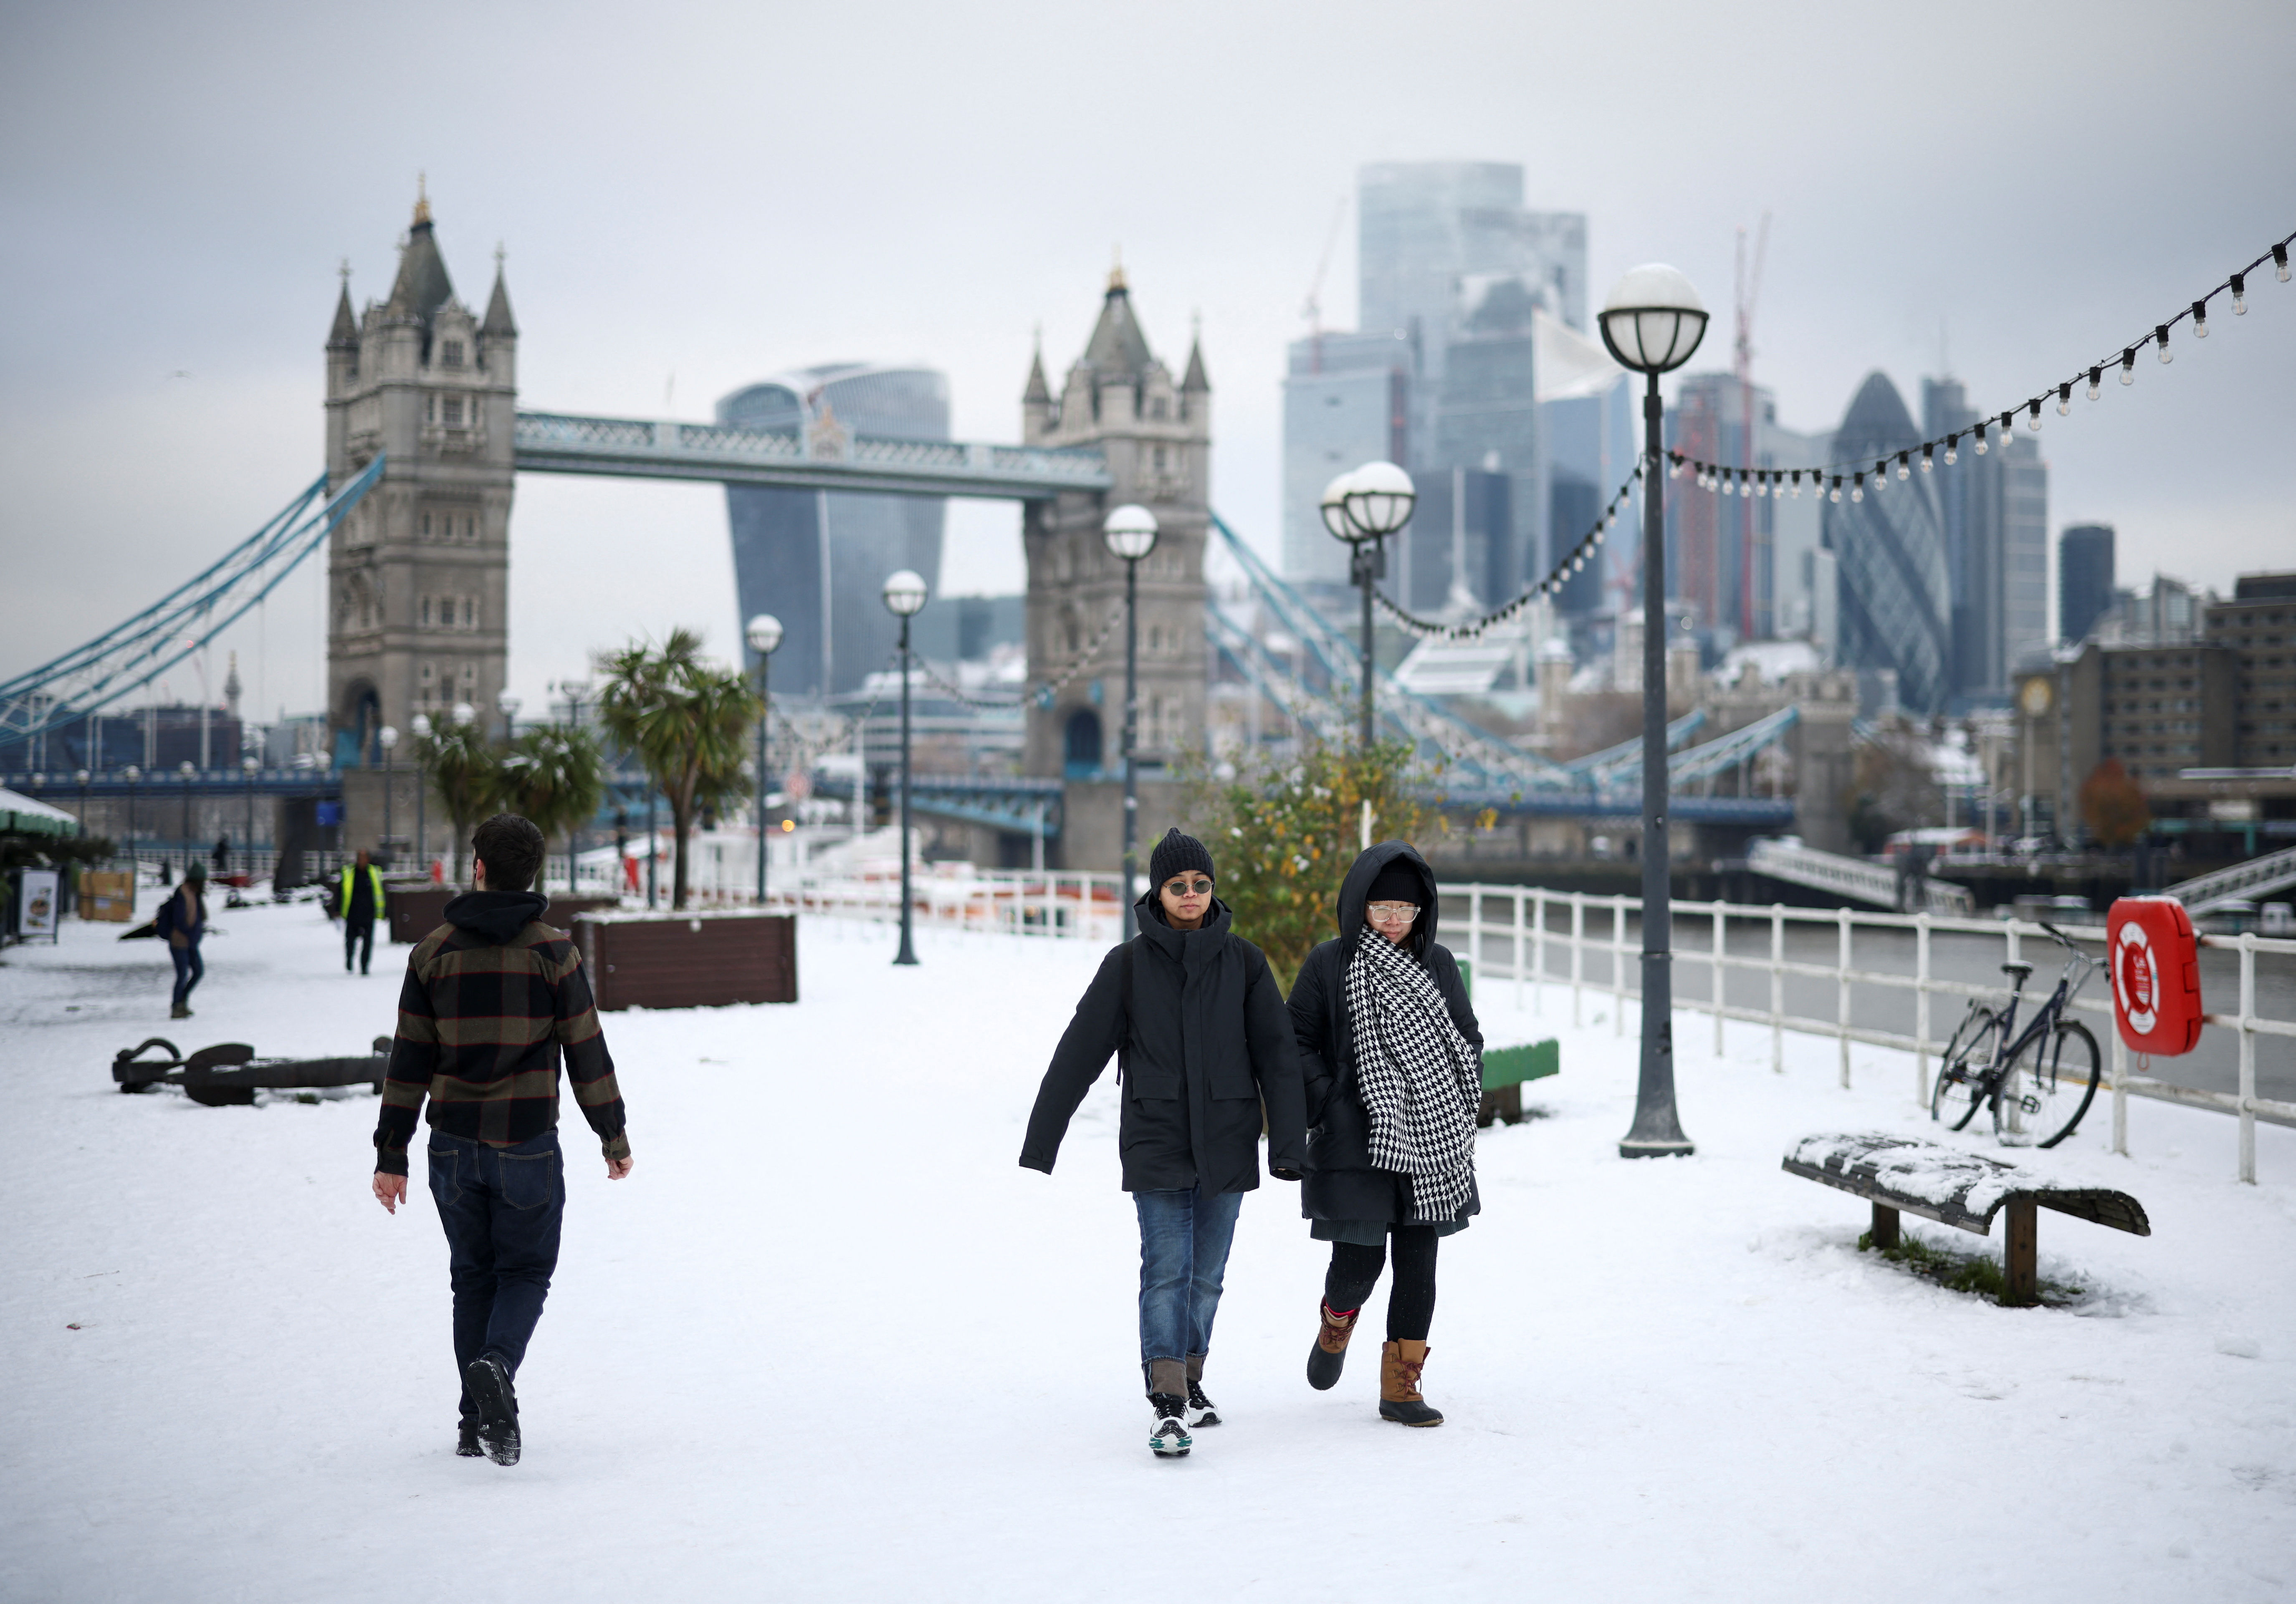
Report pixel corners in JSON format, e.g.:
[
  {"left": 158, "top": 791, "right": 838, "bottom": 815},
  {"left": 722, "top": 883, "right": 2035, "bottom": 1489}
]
[
  {"left": 1022, "top": 269, "right": 1210, "bottom": 870},
  {"left": 324, "top": 189, "right": 518, "bottom": 771}
]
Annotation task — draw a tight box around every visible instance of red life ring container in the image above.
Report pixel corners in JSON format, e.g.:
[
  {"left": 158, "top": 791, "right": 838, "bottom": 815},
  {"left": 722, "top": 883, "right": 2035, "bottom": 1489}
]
[{"left": 2106, "top": 896, "right": 2203, "bottom": 1056}]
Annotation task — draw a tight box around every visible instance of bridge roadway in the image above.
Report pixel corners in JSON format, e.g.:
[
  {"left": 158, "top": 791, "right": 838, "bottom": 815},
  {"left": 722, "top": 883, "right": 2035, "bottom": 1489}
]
[{"left": 511, "top": 411, "right": 1113, "bottom": 499}]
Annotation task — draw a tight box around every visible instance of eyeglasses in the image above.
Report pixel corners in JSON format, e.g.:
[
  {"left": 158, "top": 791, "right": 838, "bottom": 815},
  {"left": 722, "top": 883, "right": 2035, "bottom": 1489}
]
[
  {"left": 1163, "top": 877, "right": 1213, "bottom": 897},
  {"left": 1365, "top": 901, "right": 1420, "bottom": 924}
]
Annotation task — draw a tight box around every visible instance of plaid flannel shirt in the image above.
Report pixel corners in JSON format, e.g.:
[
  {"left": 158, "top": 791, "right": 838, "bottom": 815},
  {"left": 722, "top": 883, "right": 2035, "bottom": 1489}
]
[{"left": 374, "top": 916, "right": 629, "bottom": 1176}]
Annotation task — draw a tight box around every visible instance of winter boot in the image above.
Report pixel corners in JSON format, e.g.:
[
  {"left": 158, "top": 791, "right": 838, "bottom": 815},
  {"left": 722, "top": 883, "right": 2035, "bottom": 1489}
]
[
  {"left": 456, "top": 1414, "right": 484, "bottom": 1458},
  {"left": 1306, "top": 1301, "right": 1358, "bottom": 1391},
  {"left": 170, "top": 1003, "right": 192, "bottom": 1020},
  {"left": 465, "top": 1355, "right": 522, "bottom": 1466},
  {"left": 1184, "top": 1353, "right": 1219, "bottom": 1427},
  {"left": 1147, "top": 1394, "right": 1193, "bottom": 1458},
  {"left": 1378, "top": 1340, "right": 1443, "bottom": 1427}
]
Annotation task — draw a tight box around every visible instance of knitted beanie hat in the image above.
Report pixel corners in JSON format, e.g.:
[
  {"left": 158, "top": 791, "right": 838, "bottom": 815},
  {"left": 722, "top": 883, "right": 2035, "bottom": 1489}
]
[
  {"left": 1149, "top": 827, "right": 1215, "bottom": 889},
  {"left": 1365, "top": 860, "right": 1426, "bottom": 906}
]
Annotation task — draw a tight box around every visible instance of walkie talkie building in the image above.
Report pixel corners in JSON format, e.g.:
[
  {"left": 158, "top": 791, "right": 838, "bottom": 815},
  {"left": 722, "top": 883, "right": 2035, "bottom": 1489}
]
[{"left": 1824, "top": 372, "right": 1952, "bottom": 714}]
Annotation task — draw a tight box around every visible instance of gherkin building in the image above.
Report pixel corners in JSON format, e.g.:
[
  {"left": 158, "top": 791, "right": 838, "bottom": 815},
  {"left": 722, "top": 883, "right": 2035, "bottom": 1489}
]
[{"left": 1824, "top": 372, "right": 1952, "bottom": 713}]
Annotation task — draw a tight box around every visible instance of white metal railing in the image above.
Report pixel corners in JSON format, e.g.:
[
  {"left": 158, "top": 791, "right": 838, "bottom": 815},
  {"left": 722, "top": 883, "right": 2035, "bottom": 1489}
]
[
  {"left": 1444, "top": 884, "right": 2296, "bottom": 1184},
  {"left": 2165, "top": 842, "right": 2296, "bottom": 916},
  {"left": 783, "top": 866, "right": 1126, "bottom": 943}
]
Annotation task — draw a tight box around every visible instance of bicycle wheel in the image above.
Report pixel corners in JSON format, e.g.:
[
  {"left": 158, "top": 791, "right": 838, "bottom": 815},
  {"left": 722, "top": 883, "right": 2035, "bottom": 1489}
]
[
  {"left": 1994, "top": 1018, "right": 2101, "bottom": 1149},
  {"left": 1932, "top": 1006, "right": 1998, "bottom": 1131}
]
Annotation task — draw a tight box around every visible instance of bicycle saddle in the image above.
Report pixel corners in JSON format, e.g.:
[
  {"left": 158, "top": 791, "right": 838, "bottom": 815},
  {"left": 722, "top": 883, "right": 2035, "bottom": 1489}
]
[{"left": 2000, "top": 961, "right": 2034, "bottom": 982}]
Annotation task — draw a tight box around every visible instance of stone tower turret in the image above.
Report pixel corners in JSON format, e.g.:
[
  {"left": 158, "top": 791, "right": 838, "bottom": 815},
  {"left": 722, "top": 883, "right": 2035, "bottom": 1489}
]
[
  {"left": 1022, "top": 270, "right": 1211, "bottom": 870},
  {"left": 324, "top": 188, "right": 517, "bottom": 772}
]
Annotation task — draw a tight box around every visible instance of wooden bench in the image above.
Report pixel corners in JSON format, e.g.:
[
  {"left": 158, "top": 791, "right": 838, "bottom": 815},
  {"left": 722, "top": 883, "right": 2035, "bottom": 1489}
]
[
  {"left": 1782, "top": 1132, "right": 2149, "bottom": 1307},
  {"left": 1478, "top": 1039, "right": 1558, "bottom": 1128}
]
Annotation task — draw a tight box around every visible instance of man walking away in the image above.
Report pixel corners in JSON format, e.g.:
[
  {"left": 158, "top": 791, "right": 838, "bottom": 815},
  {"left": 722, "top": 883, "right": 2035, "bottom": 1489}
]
[
  {"left": 370, "top": 813, "right": 634, "bottom": 1467},
  {"left": 154, "top": 863, "right": 207, "bottom": 1019},
  {"left": 339, "top": 849, "right": 387, "bottom": 975}
]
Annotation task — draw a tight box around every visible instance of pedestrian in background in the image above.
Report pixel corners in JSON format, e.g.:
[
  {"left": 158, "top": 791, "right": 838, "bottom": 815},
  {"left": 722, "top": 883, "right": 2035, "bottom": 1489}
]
[
  {"left": 372, "top": 813, "right": 633, "bottom": 1468},
  {"left": 1289, "top": 840, "right": 1482, "bottom": 1427},
  {"left": 1022, "top": 827, "right": 1308, "bottom": 1460},
  {"left": 338, "top": 848, "right": 387, "bottom": 975},
  {"left": 154, "top": 862, "right": 208, "bottom": 1020}
]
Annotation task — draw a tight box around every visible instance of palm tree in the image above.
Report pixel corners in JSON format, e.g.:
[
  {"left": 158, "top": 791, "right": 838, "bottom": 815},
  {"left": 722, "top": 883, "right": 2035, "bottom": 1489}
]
[
  {"left": 421, "top": 721, "right": 501, "bottom": 885},
  {"left": 494, "top": 724, "right": 609, "bottom": 893},
  {"left": 596, "top": 628, "right": 761, "bottom": 911}
]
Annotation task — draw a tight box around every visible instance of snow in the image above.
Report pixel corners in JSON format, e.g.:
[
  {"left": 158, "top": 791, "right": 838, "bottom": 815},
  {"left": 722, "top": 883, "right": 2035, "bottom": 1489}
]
[
  {"left": 5, "top": 901, "right": 2295, "bottom": 1602},
  {"left": 1784, "top": 1131, "right": 2024, "bottom": 1220}
]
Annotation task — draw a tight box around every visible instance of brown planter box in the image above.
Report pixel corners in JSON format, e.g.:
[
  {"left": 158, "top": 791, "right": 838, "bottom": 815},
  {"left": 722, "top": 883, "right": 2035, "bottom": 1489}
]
[
  {"left": 387, "top": 887, "right": 622, "bottom": 944},
  {"left": 574, "top": 911, "right": 797, "bottom": 1010},
  {"left": 79, "top": 870, "right": 136, "bottom": 922}
]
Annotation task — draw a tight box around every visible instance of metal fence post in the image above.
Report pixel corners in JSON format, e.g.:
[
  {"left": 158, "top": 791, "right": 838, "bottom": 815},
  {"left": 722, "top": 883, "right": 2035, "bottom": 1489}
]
[
  {"left": 1613, "top": 893, "right": 1629, "bottom": 1039},
  {"left": 2239, "top": 932, "right": 2257, "bottom": 1184},
  {"left": 1513, "top": 888, "right": 1526, "bottom": 1012},
  {"left": 1571, "top": 893, "right": 1585, "bottom": 1029},
  {"left": 1836, "top": 906, "right": 1853, "bottom": 1088},
  {"left": 1713, "top": 901, "right": 1727, "bottom": 1059},
  {"left": 1469, "top": 887, "right": 1484, "bottom": 997},
  {"left": 1914, "top": 912, "right": 1932, "bottom": 1105},
  {"left": 2111, "top": 1035, "right": 2130, "bottom": 1158},
  {"left": 1532, "top": 889, "right": 1545, "bottom": 1016},
  {"left": 1769, "top": 904, "right": 1785, "bottom": 1074}
]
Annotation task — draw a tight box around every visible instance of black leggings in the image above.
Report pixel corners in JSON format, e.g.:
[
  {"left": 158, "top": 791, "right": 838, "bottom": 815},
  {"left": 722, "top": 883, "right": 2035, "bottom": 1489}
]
[{"left": 1323, "top": 1227, "right": 1439, "bottom": 1343}]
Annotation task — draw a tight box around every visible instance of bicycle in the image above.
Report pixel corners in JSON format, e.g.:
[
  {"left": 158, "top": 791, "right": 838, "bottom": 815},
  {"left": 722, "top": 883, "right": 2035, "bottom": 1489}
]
[{"left": 1930, "top": 921, "right": 2103, "bottom": 1149}]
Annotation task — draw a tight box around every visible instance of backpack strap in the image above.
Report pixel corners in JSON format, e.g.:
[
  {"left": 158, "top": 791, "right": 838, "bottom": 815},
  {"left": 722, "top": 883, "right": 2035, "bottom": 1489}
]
[{"left": 1116, "top": 939, "right": 1136, "bottom": 1083}]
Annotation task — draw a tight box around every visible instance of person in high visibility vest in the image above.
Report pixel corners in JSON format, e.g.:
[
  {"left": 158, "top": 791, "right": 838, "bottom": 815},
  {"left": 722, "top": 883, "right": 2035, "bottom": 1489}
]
[{"left": 339, "top": 850, "right": 389, "bottom": 975}]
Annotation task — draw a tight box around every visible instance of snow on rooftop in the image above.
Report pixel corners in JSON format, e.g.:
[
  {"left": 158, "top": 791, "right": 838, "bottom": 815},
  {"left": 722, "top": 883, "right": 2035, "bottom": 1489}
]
[{"left": 4, "top": 901, "right": 2291, "bottom": 1599}]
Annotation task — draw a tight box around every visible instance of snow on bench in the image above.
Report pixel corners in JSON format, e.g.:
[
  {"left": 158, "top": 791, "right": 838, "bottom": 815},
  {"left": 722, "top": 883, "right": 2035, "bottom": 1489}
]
[{"left": 1781, "top": 1132, "right": 2149, "bottom": 1306}]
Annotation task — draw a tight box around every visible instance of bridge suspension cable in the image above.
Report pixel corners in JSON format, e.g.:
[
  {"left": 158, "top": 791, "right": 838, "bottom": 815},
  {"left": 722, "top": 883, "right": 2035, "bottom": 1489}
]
[{"left": 0, "top": 456, "right": 386, "bottom": 746}]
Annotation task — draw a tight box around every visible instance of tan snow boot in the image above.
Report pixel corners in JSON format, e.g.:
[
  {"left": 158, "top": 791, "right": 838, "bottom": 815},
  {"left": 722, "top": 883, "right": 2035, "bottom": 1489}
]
[{"left": 1379, "top": 1339, "right": 1443, "bottom": 1427}]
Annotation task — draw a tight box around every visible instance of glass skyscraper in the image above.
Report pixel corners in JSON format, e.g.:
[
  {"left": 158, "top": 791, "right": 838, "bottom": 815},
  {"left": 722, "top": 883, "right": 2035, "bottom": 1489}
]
[
  {"left": 717, "top": 364, "right": 949, "bottom": 696},
  {"left": 1825, "top": 372, "right": 1953, "bottom": 714}
]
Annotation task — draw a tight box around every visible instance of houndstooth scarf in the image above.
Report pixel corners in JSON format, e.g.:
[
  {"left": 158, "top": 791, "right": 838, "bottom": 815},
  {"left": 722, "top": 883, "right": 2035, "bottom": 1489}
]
[{"left": 1345, "top": 926, "right": 1481, "bottom": 1223}]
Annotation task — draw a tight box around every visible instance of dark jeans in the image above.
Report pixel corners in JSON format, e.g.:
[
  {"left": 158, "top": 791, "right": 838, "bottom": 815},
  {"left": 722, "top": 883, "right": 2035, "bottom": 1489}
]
[
  {"left": 345, "top": 917, "right": 375, "bottom": 974},
  {"left": 1325, "top": 1226, "right": 1440, "bottom": 1342},
  {"left": 1133, "top": 1184, "right": 1243, "bottom": 1369},
  {"left": 426, "top": 1129, "right": 564, "bottom": 1421},
  {"left": 169, "top": 944, "right": 203, "bottom": 1008}
]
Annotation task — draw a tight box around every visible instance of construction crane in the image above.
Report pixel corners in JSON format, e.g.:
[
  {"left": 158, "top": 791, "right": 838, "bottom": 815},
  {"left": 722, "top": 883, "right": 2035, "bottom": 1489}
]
[
  {"left": 1300, "top": 195, "right": 1348, "bottom": 374},
  {"left": 1734, "top": 213, "right": 1771, "bottom": 641}
]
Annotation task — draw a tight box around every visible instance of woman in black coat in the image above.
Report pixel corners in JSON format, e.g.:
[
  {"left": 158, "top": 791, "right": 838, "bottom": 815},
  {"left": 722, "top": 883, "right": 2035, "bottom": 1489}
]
[
  {"left": 1021, "top": 829, "right": 1307, "bottom": 1459},
  {"left": 1289, "top": 840, "right": 1481, "bottom": 1426}
]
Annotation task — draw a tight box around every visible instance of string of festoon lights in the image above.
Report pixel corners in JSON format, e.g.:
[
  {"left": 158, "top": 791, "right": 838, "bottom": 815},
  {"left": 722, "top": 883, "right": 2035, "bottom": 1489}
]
[
  {"left": 1669, "top": 228, "right": 2294, "bottom": 504},
  {"left": 1375, "top": 461, "right": 1645, "bottom": 640}
]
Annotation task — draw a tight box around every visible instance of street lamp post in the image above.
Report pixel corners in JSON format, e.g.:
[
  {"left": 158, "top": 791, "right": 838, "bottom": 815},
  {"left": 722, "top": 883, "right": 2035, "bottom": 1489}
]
[
  {"left": 450, "top": 701, "right": 477, "bottom": 885},
  {"left": 882, "top": 569, "right": 928, "bottom": 966},
  {"left": 377, "top": 725, "right": 399, "bottom": 865},
  {"left": 497, "top": 691, "right": 521, "bottom": 745},
  {"left": 555, "top": 681, "right": 592, "bottom": 891},
  {"left": 1322, "top": 463, "right": 1417, "bottom": 749},
  {"left": 1103, "top": 504, "right": 1159, "bottom": 935},
  {"left": 241, "top": 755, "right": 258, "bottom": 879},
  {"left": 410, "top": 713, "right": 432, "bottom": 880},
  {"left": 1597, "top": 262, "right": 1709, "bottom": 1160},
  {"left": 124, "top": 765, "right": 140, "bottom": 878},
  {"left": 746, "top": 614, "right": 784, "bottom": 906},
  {"left": 75, "top": 769, "right": 90, "bottom": 831},
  {"left": 178, "top": 760, "right": 196, "bottom": 874}
]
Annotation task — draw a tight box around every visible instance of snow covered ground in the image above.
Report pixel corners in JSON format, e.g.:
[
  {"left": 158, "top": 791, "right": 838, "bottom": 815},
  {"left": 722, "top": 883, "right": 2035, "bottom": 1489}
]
[{"left": 4, "top": 900, "right": 2293, "bottom": 1602}]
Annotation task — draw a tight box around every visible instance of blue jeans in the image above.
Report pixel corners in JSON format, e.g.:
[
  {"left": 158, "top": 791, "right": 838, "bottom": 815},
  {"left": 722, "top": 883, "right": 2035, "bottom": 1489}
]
[
  {"left": 1133, "top": 1185, "right": 1244, "bottom": 1369},
  {"left": 426, "top": 1129, "right": 564, "bottom": 1421},
  {"left": 169, "top": 944, "right": 203, "bottom": 1008}
]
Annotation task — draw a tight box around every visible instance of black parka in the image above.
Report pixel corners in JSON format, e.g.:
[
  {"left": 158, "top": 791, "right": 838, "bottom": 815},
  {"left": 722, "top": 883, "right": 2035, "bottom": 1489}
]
[
  {"left": 1290, "top": 841, "right": 1483, "bottom": 1224},
  {"left": 1021, "top": 896, "right": 1308, "bottom": 1194}
]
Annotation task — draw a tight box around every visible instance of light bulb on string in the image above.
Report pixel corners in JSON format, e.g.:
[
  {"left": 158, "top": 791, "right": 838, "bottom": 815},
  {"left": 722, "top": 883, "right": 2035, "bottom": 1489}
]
[
  {"left": 1850, "top": 474, "right": 1864, "bottom": 503},
  {"left": 2087, "top": 367, "right": 2102, "bottom": 401},
  {"left": 2231, "top": 273, "right": 2247, "bottom": 315},
  {"left": 1945, "top": 435, "right": 1958, "bottom": 466},
  {"left": 2027, "top": 401, "right": 2042, "bottom": 432},
  {"left": 2192, "top": 300, "right": 2208, "bottom": 339},
  {"left": 1896, "top": 453, "right": 1911, "bottom": 481},
  {"left": 1974, "top": 425, "right": 1989, "bottom": 456},
  {"left": 2276, "top": 244, "right": 2291, "bottom": 283},
  {"left": 2120, "top": 348, "right": 2136, "bottom": 385},
  {"left": 1873, "top": 460, "right": 1887, "bottom": 492},
  {"left": 2156, "top": 324, "right": 2172, "bottom": 364},
  {"left": 2056, "top": 383, "right": 2072, "bottom": 417},
  {"left": 2001, "top": 411, "right": 2018, "bottom": 443},
  {"left": 1828, "top": 478, "right": 1842, "bottom": 504}
]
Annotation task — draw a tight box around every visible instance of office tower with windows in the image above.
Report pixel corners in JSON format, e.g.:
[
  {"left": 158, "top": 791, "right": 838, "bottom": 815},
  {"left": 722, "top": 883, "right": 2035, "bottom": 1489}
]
[
  {"left": 1824, "top": 372, "right": 1953, "bottom": 713},
  {"left": 2060, "top": 524, "right": 2116, "bottom": 645},
  {"left": 717, "top": 365, "right": 950, "bottom": 696},
  {"left": 1663, "top": 374, "right": 1831, "bottom": 654},
  {"left": 1282, "top": 331, "right": 1411, "bottom": 586}
]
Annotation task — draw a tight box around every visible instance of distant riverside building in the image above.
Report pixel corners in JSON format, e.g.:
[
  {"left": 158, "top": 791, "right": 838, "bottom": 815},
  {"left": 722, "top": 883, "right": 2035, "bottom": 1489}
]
[
  {"left": 2059, "top": 524, "right": 2117, "bottom": 645},
  {"left": 718, "top": 364, "right": 951, "bottom": 697},
  {"left": 1824, "top": 372, "right": 1953, "bottom": 714}
]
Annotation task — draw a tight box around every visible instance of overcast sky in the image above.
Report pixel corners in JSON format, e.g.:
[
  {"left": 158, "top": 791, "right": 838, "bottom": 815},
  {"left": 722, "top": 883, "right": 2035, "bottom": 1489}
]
[{"left": 4, "top": 0, "right": 2291, "bottom": 725}]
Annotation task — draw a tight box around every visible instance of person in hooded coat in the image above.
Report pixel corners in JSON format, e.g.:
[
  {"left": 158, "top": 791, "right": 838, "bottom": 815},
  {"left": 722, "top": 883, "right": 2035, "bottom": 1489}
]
[
  {"left": 1021, "top": 827, "right": 1308, "bottom": 1459},
  {"left": 1289, "top": 840, "right": 1482, "bottom": 1427}
]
